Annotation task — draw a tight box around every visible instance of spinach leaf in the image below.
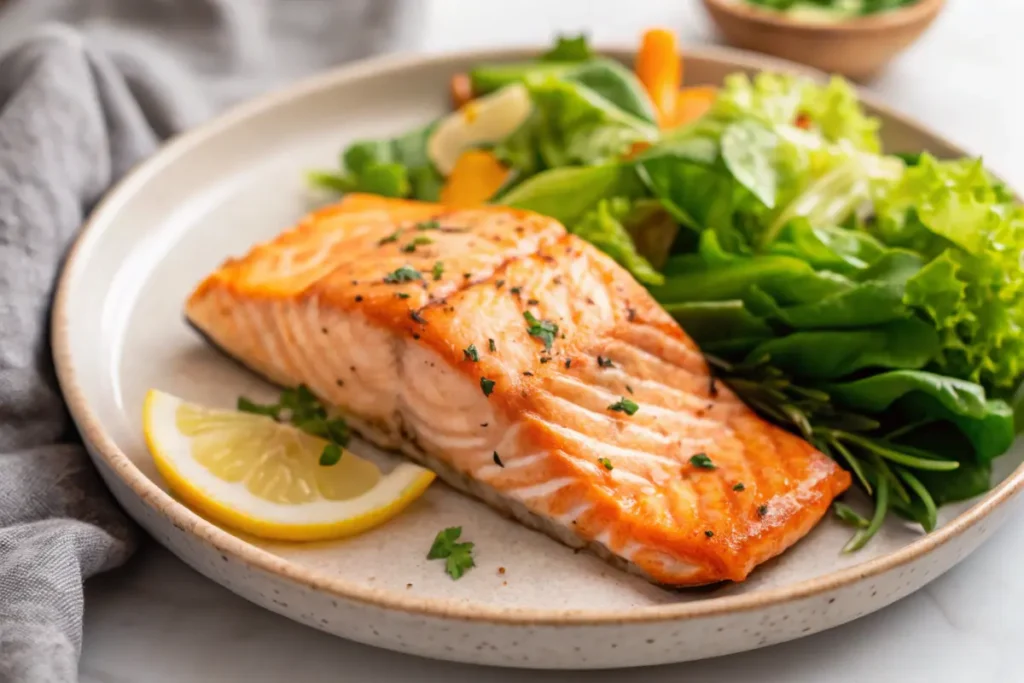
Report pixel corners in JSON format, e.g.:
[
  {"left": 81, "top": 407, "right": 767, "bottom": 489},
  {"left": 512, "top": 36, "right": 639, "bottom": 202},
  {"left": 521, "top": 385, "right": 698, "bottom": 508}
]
[
  {"left": 652, "top": 257, "right": 848, "bottom": 306},
  {"left": 767, "top": 218, "right": 888, "bottom": 274},
  {"left": 826, "top": 371, "right": 1015, "bottom": 462},
  {"left": 652, "top": 230, "right": 851, "bottom": 305},
  {"left": 662, "top": 300, "right": 774, "bottom": 348},
  {"left": 566, "top": 60, "right": 659, "bottom": 124},
  {"left": 746, "top": 280, "right": 910, "bottom": 329},
  {"left": 891, "top": 422, "right": 993, "bottom": 506},
  {"left": 499, "top": 163, "right": 644, "bottom": 226},
  {"left": 746, "top": 318, "right": 940, "bottom": 381}
]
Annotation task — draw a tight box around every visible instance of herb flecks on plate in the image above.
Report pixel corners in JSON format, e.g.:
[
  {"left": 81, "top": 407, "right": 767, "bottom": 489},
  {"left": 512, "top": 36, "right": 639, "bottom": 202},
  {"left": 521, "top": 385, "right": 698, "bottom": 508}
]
[{"left": 428, "top": 527, "right": 476, "bottom": 580}]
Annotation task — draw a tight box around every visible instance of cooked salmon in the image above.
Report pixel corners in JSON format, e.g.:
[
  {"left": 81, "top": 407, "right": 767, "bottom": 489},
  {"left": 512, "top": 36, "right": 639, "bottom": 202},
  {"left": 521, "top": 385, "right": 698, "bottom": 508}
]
[{"left": 186, "top": 194, "right": 851, "bottom": 585}]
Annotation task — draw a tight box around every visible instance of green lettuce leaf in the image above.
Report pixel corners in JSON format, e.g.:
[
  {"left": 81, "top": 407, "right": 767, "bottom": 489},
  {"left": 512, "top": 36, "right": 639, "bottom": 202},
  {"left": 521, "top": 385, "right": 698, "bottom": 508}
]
[
  {"left": 309, "top": 122, "right": 440, "bottom": 200},
  {"left": 540, "top": 34, "right": 594, "bottom": 62},
  {"left": 711, "top": 72, "right": 881, "bottom": 153},
  {"left": 570, "top": 198, "right": 664, "bottom": 286},
  {"left": 525, "top": 77, "right": 658, "bottom": 168},
  {"left": 471, "top": 58, "right": 657, "bottom": 124},
  {"left": 876, "top": 154, "right": 1024, "bottom": 394}
]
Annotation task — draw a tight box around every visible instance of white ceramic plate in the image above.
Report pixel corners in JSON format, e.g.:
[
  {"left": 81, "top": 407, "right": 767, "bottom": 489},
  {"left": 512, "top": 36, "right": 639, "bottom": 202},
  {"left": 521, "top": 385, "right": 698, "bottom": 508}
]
[{"left": 53, "top": 46, "right": 1024, "bottom": 669}]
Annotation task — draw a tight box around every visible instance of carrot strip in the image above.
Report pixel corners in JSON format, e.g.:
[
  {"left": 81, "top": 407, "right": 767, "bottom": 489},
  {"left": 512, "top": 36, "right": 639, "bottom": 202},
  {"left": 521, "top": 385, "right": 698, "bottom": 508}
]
[
  {"left": 440, "top": 150, "right": 510, "bottom": 207},
  {"left": 635, "top": 28, "right": 683, "bottom": 129},
  {"left": 669, "top": 86, "right": 718, "bottom": 128},
  {"left": 450, "top": 73, "right": 473, "bottom": 110}
]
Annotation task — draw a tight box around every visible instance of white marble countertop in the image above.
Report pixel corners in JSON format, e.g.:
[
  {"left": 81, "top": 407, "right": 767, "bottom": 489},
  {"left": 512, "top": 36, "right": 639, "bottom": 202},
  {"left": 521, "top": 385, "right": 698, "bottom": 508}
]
[{"left": 80, "top": 2, "right": 1024, "bottom": 681}]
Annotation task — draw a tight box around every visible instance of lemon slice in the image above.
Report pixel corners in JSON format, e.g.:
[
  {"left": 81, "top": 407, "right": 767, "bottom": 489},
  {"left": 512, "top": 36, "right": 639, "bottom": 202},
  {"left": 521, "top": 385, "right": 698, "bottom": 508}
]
[{"left": 142, "top": 389, "right": 435, "bottom": 541}]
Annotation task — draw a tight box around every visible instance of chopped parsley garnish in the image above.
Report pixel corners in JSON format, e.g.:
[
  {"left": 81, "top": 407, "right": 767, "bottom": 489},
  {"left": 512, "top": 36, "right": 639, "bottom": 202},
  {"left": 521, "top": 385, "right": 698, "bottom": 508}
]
[
  {"left": 319, "top": 443, "right": 343, "bottom": 466},
  {"left": 383, "top": 265, "right": 422, "bottom": 284},
  {"left": 395, "top": 292, "right": 410, "bottom": 300},
  {"left": 598, "top": 457, "right": 614, "bottom": 471},
  {"left": 527, "top": 298, "right": 539, "bottom": 306},
  {"left": 237, "top": 396, "right": 278, "bottom": 418},
  {"left": 510, "top": 286, "right": 522, "bottom": 296},
  {"left": 733, "top": 482, "right": 746, "bottom": 492},
  {"left": 463, "top": 272, "right": 472, "bottom": 279},
  {"left": 238, "top": 385, "right": 349, "bottom": 466},
  {"left": 378, "top": 230, "right": 401, "bottom": 245},
  {"left": 607, "top": 397, "right": 638, "bottom": 415},
  {"left": 704, "top": 530, "right": 714, "bottom": 538},
  {"left": 523, "top": 311, "right": 558, "bottom": 351},
  {"left": 463, "top": 344, "right": 479, "bottom": 362},
  {"left": 597, "top": 356, "right": 614, "bottom": 368},
  {"left": 401, "top": 236, "right": 433, "bottom": 253},
  {"left": 416, "top": 219, "right": 440, "bottom": 231},
  {"left": 540, "top": 356, "right": 551, "bottom": 364},
  {"left": 488, "top": 338, "right": 496, "bottom": 352},
  {"left": 689, "top": 453, "right": 715, "bottom": 469},
  {"left": 495, "top": 279, "right": 505, "bottom": 288},
  {"left": 480, "top": 377, "right": 496, "bottom": 397},
  {"left": 757, "top": 504, "right": 769, "bottom": 518},
  {"left": 432, "top": 261, "right": 444, "bottom": 280},
  {"left": 493, "top": 451, "right": 504, "bottom": 468},
  {"left": 626, "top": 385, "right": 634, "bottom": 394},
  {"left": 427, "top": 527, "right": 475, "bottom": 580}
]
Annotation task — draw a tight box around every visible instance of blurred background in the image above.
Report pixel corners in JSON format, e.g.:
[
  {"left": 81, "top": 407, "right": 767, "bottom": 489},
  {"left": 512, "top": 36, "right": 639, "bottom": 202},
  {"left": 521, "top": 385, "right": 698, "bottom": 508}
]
[
  {"left": 0, "top": 0, "right": 1009, "bottom": 179},
  {"left": 0, "top": 1, "right": 1010, "bottom": 164}
]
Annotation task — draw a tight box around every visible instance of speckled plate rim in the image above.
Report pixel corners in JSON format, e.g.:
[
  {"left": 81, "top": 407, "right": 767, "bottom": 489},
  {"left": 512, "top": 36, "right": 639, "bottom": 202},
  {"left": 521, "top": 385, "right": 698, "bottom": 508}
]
[{"left": 52, "top": 43, "right": 1024, "bottom": 627}]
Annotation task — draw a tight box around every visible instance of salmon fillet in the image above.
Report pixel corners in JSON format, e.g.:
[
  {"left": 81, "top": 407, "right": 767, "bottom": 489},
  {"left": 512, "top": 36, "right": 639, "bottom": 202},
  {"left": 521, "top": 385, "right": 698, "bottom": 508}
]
[{"left": 186, "top": 193, "right": 851, "bottom": 585}]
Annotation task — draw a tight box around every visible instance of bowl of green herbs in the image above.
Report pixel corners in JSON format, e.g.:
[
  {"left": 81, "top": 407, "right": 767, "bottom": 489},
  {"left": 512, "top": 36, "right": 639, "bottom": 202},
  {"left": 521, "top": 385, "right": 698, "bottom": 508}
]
[{"left": 702, "top": 0, "right": 945, "bottom": 79}]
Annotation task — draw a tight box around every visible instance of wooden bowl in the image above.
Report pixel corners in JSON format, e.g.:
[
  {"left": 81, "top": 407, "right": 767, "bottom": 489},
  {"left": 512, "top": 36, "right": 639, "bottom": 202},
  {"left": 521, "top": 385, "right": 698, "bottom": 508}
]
[{"left": 701, "top": 0, "right": 945, "bottom": 80}]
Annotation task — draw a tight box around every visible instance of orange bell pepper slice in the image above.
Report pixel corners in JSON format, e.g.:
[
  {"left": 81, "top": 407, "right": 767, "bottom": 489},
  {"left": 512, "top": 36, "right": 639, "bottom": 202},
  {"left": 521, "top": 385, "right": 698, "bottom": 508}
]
[
  {"left": 440, "top": 150, "right": 510, "bottom": 208},
  {"left": 669, "top": 86, "right": 718, "bottom": 128},
  {"left": 635, "top": 28, "right": 683, "bottom": 129}
]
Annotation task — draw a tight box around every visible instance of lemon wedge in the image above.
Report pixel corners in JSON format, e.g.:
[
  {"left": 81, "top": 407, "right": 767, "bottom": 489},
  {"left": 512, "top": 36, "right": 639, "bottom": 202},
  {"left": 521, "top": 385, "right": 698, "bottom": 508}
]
[
  {"left": 427, "top": 83, "right": 532, "bottom": 176},
  {"left": 142, "top": 389, "right": 435, "bottom": 541}
]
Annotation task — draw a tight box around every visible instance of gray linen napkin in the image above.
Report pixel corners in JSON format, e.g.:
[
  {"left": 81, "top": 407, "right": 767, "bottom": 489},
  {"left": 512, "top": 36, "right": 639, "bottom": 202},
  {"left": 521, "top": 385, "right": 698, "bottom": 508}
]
[{"left": 0, "top": 3, "right": 417, "bottom": 681}]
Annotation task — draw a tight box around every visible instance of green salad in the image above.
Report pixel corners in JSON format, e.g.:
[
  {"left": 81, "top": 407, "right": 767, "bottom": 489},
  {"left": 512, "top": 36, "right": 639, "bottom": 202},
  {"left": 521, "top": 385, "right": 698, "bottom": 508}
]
[
  {"left": 742, "top": 0, "right": 920, "bottom": 20},
  {"left": 309, "top": 29, "right": 1023, "bottom": 550}
]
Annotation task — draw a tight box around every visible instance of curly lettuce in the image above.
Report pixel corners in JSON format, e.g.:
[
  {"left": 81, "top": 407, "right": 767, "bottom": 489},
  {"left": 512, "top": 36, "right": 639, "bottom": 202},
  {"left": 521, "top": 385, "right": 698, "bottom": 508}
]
[
  {"left": 874, "top": 154, "right": 1024, "bottom": 395},
  {"left": 711, "top": 72, "right": 881, "bottom": 153}
]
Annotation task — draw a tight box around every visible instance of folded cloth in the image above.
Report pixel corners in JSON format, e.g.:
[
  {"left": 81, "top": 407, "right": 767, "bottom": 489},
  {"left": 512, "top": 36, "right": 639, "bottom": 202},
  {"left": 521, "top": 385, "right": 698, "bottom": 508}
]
[{"left": 0, "top": 2, "right": 416, "bottom": 681}]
